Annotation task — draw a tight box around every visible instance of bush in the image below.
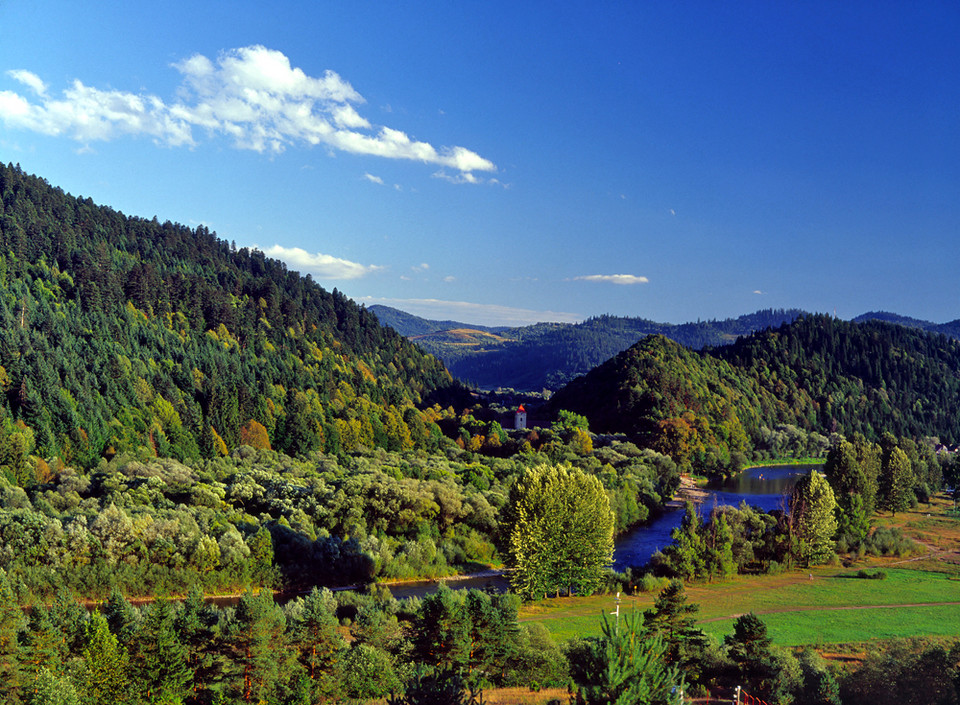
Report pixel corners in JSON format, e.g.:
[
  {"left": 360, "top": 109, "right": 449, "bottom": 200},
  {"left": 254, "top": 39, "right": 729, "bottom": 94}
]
[
  {"left": 863, "top": 527, "right": 917, "bottom": 557},
  {"left": 855, "top": 569, "right": 887, "bottom": 580},
  {"left": 634, "top": 573, "right": 671, "bottom": 593}
]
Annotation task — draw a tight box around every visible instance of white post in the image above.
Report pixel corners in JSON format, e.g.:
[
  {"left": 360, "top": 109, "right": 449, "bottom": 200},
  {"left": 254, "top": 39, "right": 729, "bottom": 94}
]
[
  {"left": 734, "top": 684, "right": 741, "bottom": 705},
  {"left": 612, "top": 591, "right": 621, "bottom": 631}
]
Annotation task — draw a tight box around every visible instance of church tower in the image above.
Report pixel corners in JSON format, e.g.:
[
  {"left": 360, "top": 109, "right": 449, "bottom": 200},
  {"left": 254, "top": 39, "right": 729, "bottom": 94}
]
[{"left": 514, "top": 405, "right": 527, "bottom": 430}]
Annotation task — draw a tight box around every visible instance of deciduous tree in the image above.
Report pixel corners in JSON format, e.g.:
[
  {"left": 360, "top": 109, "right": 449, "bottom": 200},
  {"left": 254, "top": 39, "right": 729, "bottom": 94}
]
[
  {"left": 790, "top": 471, "right": 838, "bottom": 566},
  {"left": 500, "top": 464, "right": 614, "bottom": 600}
]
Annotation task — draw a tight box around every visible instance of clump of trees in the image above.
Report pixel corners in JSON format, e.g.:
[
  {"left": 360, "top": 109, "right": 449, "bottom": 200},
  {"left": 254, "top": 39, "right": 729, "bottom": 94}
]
[
  {"left": 498, "top": 464, "right": 614, "bottom": 600},
  {"left": 0, "top": 572, "right": 568, "bottom": 705}
]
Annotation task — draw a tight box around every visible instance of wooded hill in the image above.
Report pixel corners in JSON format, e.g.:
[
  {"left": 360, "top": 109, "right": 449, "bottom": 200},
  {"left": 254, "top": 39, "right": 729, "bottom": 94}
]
[
  {"left": 370, "top": 304, "right": 805, "bottom": 390},
  {"left": 0, "top": 162, "right": 463, "bottom": 478},
  {"left": 0, "top": 163, "right": 686, "bottom": 600},
  {"left": 549, "top": 315, "right": 960, "bottom": 470}
]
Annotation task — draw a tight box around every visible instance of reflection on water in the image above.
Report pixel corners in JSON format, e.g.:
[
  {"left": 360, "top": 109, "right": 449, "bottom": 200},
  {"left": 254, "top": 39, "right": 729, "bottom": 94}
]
[{"left": 612, "top": 464, "right": 816, "bottom": 570}]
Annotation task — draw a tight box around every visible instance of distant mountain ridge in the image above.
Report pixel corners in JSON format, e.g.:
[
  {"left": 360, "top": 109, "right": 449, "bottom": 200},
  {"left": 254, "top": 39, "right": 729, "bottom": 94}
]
[
  {"left": 549, "top": 314, "right": 960, "bottom": 459},
  {"left": 370, "top": 305, "right": 807, "bottom": 390},
  {"left": 853, "top": 311, "right": 960, "bottom": 339}
]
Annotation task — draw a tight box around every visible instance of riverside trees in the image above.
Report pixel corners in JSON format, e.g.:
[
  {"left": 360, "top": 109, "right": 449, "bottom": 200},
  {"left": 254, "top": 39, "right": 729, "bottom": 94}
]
[
  {"left": 499, "top": 464, "right": 614, "bottom": 600},
  {"left": 789, "top": 470, "right": 838, "bottom": 566}
]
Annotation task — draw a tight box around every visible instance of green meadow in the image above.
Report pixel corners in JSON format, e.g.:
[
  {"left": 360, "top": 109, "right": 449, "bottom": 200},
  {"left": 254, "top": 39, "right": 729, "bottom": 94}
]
[{"left": 519, "top": 567, "right": 960, "bottom": 647}]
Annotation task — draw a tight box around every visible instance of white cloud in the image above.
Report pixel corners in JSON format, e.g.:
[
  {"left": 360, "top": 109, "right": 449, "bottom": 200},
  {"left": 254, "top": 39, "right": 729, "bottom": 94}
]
[
  {"left": 360, "top": 297, "right": 581, "bottom": 326},
  {"left": 572, "top": 274, "right": 649, "bottom": 285},
  {"left": 7, "top": 69, "right": 47, "bottom": 96},
  {"left": 753, "top": 289, "right": 764, "bottom": 295},
  {"left": 262, "top": 244, "right": 384, "bottom": 280},
  {"left": 0, "top": 45, "right": 496, "bottom": 179},
  {"left": 363, "top": 173, "right": 384, "bottom": 185},
  {"left": 411, "top": 263, "right": 430, "bottom": 273}
]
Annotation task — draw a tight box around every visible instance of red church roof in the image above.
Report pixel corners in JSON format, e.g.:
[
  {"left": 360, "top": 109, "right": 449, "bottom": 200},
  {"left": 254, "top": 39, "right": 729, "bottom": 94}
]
[{"left": 517, "top": 405, "right": 525, "bottom": 412}]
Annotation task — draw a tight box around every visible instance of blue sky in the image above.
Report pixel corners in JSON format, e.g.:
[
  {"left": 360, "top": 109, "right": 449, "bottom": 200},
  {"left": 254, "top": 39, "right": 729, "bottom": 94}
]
[{"left": 1, "top": 1, "right": 957, "bottom": 326}]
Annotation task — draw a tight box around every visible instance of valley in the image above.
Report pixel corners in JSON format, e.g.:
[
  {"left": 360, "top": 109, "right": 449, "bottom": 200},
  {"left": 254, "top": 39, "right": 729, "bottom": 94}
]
[{"left": 0, "top": 162, "right": 958, "bottom": 702}]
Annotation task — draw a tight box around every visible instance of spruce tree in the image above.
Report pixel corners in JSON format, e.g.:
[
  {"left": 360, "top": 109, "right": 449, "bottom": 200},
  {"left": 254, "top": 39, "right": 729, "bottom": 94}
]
[
  {"left": 80, "top": 611, "right": 129, "bottom": 705},
  {"left": 133, "top": 600, "right": 192, "bottom": 704},
  {"left": 0, "top": 569, "right": 25, "bottom": 704}
]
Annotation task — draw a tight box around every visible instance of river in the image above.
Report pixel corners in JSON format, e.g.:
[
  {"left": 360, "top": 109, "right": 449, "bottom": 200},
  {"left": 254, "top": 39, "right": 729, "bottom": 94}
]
[
  {"left": 611, "top": 464, "right": 816, "bottom": 570},
  {"left": 384, "top": 464, "right": 816, "bottom": 599}
]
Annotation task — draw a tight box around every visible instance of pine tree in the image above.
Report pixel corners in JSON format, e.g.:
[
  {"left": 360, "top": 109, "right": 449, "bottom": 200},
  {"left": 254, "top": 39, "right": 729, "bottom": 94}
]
[
  {"left": 80, "top": 611, "right": 129, "bottom": 705},
  {"left": 642, "top": 580, "right": 708, "bottom": 679},
  {"left": 410, "top": 584, "right": 470, "bottom": 670},
  {"left": 575, "top": 609, "right": 683, "bottom": 705},
  {"left": 174, "top": 585, "right": 222, "bottom": 697},
  {"left": 133, "top": 600, "right": 192, "bottom": 704},
  {"left": 291, "top": 587, "right": 344, "bottom": 699},
  {"left": 24, "top": 667, "right": 80, "bottom": 705},
  {"left": 102, "top": 587, "right": 139, "bottom": 648},
  {"left": 725, "top": 613, "right": 777, "bottom": 698},
  {"left": 229, "top": 590, "right": 290, "bottom": 702},
  {"left": 22, "top": 604, "right": 65, "bottom": 689}
]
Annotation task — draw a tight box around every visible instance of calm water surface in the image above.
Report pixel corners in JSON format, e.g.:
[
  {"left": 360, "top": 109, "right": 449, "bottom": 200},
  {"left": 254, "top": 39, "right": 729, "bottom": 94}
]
[
  {"left": 611, "top": 464, "right": 816, "bottom": 570},
  {"left": 271, "top": 464, "right": 817, "bottom": 601}
]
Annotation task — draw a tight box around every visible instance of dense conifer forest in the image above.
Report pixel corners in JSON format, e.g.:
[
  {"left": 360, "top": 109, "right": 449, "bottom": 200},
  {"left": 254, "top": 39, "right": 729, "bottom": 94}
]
[
  {"left": 0, "top": 162, "right": 463, "bottom": 474},
  {"left": 549, "top": 316, "right": 960, "bottom": 475}
]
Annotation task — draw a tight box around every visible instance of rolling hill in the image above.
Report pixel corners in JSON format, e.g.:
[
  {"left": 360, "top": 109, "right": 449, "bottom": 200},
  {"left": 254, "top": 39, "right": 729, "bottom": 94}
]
[
  {"left": 0, "top": 162, "right": 464, "bottom": 473},
  {"left": 371, "top": 305, "right": 807, "bottom": 390},
  {"left": 549, "top": 314, "right": 960, "bottom": 461}
]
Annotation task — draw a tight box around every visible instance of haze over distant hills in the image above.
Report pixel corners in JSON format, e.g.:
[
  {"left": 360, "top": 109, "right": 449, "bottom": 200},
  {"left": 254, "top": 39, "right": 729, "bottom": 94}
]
[
  {"left": 370, "top": 305, "right": 807, "bottom": 391},
  {"left": 371, "top": 305, "right": 960, "bottom": 392}
]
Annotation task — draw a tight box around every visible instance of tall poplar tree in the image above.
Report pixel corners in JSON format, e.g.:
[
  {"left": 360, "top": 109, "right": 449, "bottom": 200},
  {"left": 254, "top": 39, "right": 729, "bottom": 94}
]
[
  {"left": 879, "top": 445, "right": 915, "bottom": 516},
  {"left": 790, "top": 471, "right": 838, "bottom": 566},
  {"left": 500, "top": 464, "right": 614, "bottom": 600}
]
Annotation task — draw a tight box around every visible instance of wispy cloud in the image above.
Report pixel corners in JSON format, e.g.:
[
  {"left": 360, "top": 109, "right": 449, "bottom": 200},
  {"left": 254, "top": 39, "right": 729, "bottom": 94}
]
[
  {"left": 360, "top": 297, "right": 581, "bottom": 326},
  {"left": 7, "top": 70, "right": 47, "bottom": 97},
  {"left": 0, "top": 46, "right": 496, "bottom": 180},
  {"left": 363, "top": 173, "right": 384, "bottom": 185},
  {"left": 572, "top": 274, "right": 649, "bottom": 285},
  {"left": 262, "top": 244, "right": 383, "bottom": 280}
]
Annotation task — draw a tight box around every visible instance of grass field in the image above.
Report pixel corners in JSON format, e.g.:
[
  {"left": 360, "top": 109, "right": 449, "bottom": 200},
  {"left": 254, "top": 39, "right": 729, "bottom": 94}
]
[{"left": 518, "top": 493, "right": 960, "bottom": 649}]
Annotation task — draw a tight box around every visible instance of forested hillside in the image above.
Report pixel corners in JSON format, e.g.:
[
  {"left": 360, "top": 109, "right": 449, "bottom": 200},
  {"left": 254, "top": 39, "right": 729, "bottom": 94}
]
[
  {"left": 372, "top": 305, "right": 805, "bottom": 390},
  {"left": 550, "top": 315, "right": 960, "bottom": 472},
  {"left": 853, "top": 310, "right": 960, "bottom": 339},
  {"left": 0, "top": 163, "right": 461, "bottom": 477}
]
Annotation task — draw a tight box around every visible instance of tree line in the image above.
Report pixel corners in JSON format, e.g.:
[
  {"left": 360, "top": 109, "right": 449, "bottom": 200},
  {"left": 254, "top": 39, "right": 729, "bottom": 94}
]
[{"left": 549, "top": 316, "right": 960, "bottom": 479}]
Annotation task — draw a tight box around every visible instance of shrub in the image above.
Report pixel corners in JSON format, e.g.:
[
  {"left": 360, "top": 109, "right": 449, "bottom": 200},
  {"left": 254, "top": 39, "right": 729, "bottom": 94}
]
[{"left": 863, "top": 527, "right": 917, "bottom": 557}]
